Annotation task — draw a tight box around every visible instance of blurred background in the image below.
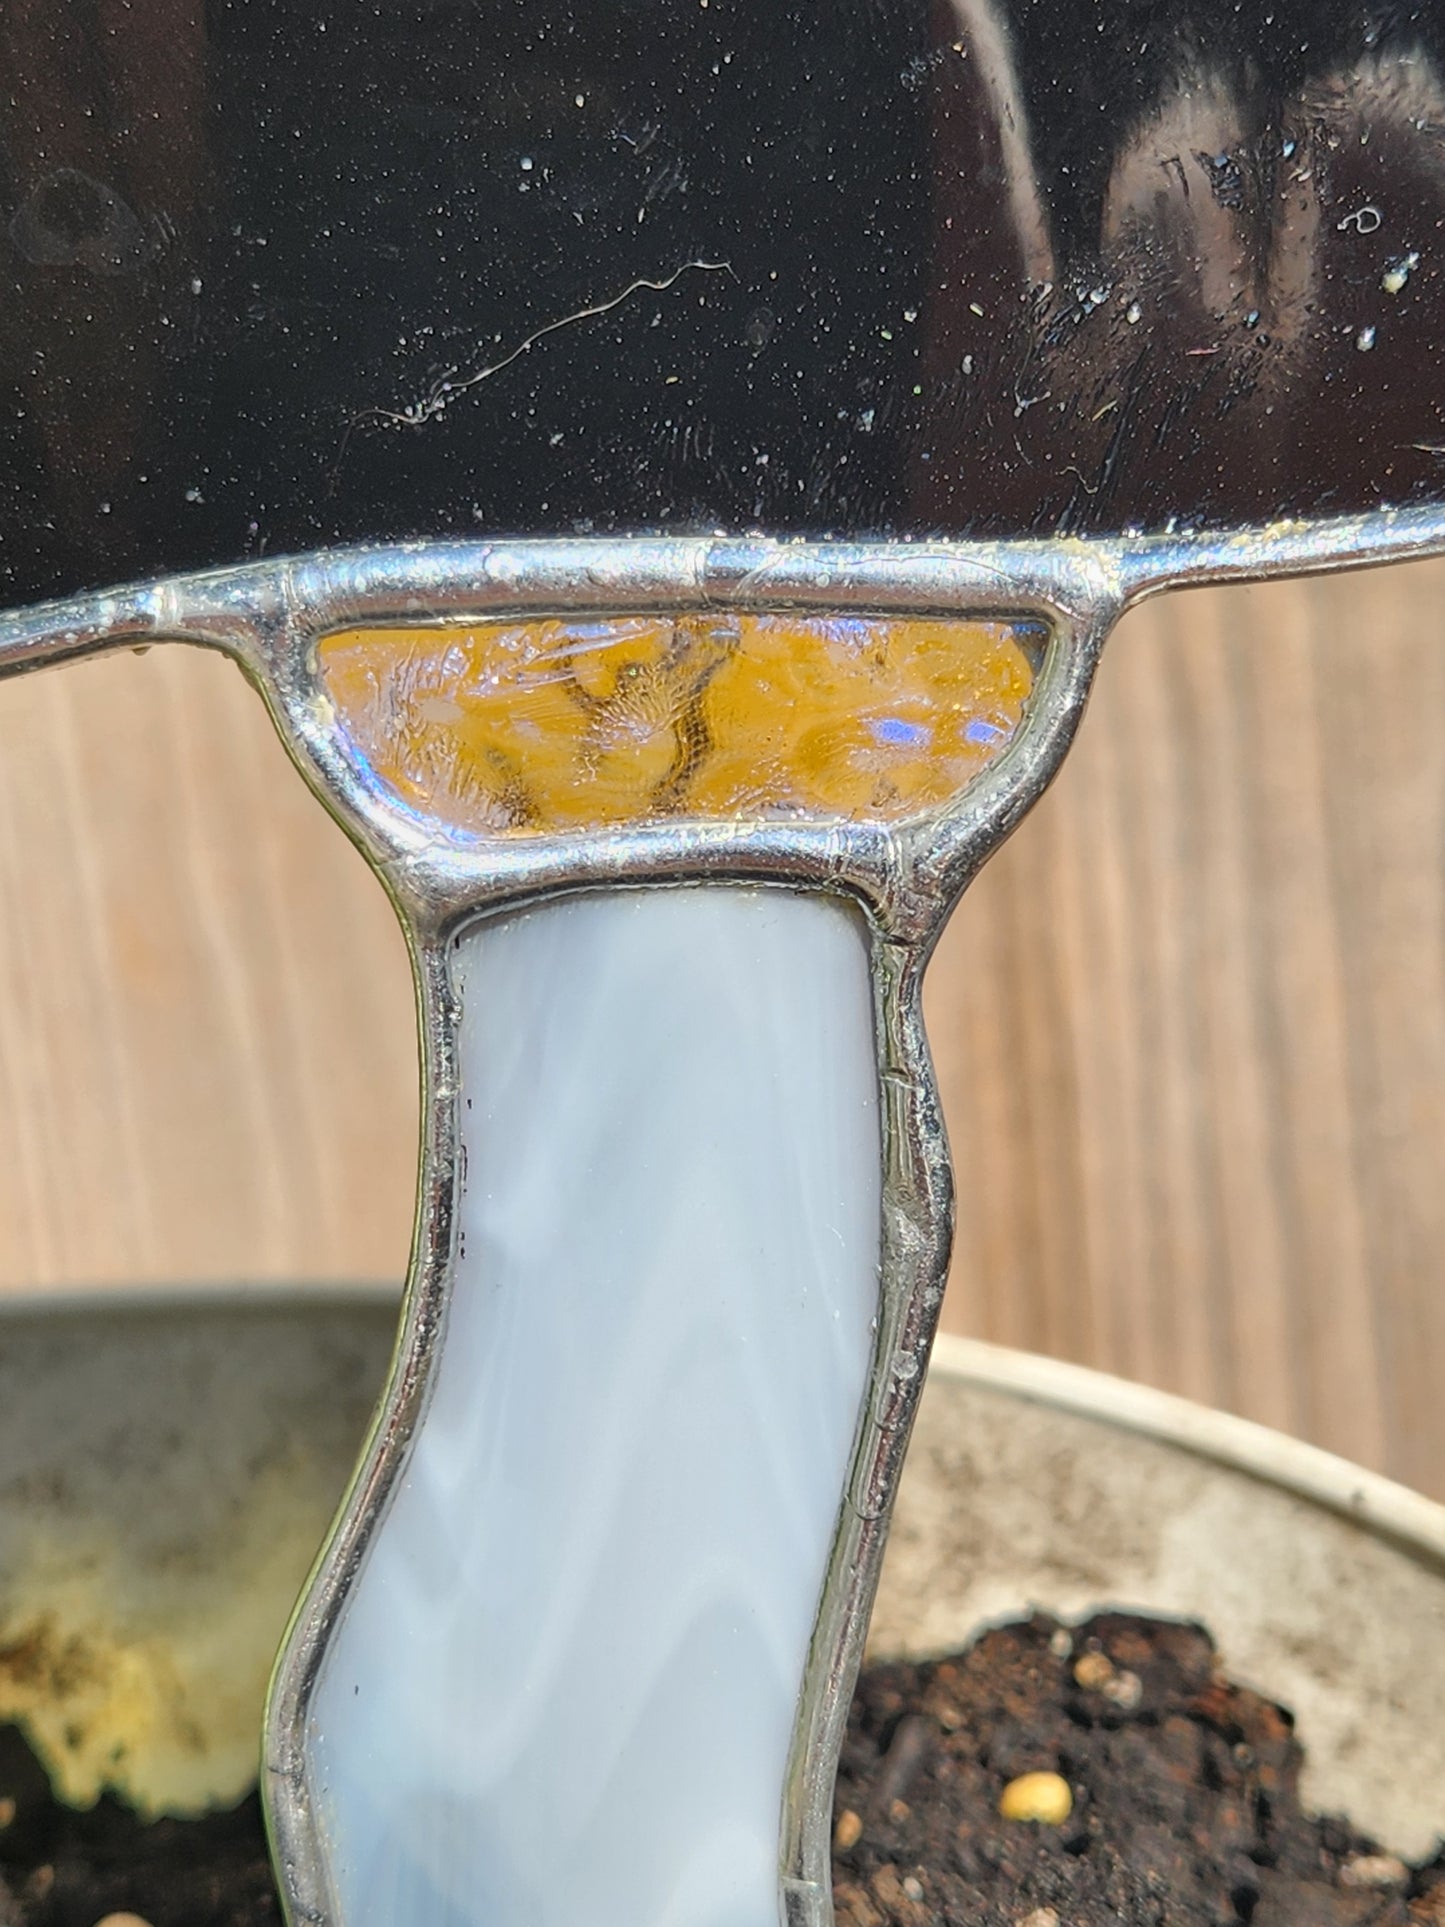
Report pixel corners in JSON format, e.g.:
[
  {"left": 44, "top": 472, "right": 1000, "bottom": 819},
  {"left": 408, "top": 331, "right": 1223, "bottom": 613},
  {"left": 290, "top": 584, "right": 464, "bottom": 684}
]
[{"left": 1, "top": 557, "right": 1441, "bottom": 1498}]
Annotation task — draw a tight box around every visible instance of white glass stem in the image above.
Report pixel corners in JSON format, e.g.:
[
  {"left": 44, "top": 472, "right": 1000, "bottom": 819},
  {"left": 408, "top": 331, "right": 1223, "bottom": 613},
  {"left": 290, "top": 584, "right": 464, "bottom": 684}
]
[{"left": 303, "top": 885, "right": 883, "bottom": 1927}]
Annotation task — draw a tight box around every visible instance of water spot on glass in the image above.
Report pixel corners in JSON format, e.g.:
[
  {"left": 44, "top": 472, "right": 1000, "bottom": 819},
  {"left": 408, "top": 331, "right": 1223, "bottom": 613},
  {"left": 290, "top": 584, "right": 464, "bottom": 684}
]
[
  {"left": 1382, "top": 253, "right": 1419, "bottom": 294},
  {"left": 9, "top": 169, "right": 150, "bottom": 275},
  {"left": 744, "top": 308, "right": 775, "bottom": 354}
]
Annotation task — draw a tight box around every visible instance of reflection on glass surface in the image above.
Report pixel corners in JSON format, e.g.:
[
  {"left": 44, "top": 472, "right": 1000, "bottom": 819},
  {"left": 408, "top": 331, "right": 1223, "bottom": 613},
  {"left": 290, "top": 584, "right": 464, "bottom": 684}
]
[{"left": 1, "top": 1, "right": 1443, "bottom": 602}]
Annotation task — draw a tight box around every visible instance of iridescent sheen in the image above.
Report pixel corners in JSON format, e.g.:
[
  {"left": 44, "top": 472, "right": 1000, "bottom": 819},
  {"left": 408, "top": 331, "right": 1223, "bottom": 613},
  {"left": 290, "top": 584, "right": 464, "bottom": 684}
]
[{"left": 316, "top": 613, "right": 1041, "bottom": 838}]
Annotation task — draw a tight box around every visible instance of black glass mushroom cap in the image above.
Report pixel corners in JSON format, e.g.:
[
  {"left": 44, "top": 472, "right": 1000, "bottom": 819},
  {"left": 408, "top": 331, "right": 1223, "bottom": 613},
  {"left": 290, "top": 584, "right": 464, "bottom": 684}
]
[{"left": 0, "top": 0, "right": 1443, "bottom": 610}]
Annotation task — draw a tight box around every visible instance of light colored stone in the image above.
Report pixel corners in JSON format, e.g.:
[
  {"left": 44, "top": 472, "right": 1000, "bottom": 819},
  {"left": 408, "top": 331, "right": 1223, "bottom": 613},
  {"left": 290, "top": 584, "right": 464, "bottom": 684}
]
[
  {"left": 1072, "top": 1650, "right": 1113, "bottom": 1691},
  {"left": 998, "top": 1771, "right": 1073, "bottom": 1825},
  {"left": 1101, "top": 1668, "right": 1142, "bottom": 1710},
  {"left": 834, "top": 1809, "right": 864, "bottom": 1852},
  {"left": 1339, "top": 1853, "right": 1407, "bottom": 1888}
]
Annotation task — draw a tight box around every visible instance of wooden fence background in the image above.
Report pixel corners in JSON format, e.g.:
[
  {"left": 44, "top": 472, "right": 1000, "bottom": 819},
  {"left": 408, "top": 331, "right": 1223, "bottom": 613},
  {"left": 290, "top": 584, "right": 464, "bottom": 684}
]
[{"left": 1, "top": 559, "right": 1441, "bottom": 1498}]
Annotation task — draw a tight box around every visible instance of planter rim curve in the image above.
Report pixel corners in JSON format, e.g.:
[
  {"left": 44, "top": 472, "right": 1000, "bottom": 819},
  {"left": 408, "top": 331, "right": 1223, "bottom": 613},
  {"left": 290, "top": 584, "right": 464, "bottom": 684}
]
[
  {"left": 874, "top": 1333, "right": 1445, "bottom": 1863},
  {"left": 0, "top": 1291, "right": 1442, "bottom": 1862},
  {"left": 930, "top": 1332, "right": 1445, "bottom": 1566}
]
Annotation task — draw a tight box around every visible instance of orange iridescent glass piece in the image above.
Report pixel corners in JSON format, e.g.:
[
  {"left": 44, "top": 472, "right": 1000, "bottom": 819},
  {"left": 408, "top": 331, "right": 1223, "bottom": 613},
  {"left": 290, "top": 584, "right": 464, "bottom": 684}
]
[{"left": 316, "top": 612, "right": 1043, "bottom": 838}]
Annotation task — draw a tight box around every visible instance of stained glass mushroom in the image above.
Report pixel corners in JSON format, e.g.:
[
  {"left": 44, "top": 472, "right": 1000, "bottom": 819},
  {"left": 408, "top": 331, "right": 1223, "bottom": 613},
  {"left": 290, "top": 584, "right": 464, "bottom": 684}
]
[{"left": 3, "top": 2, "right": 1445, "bottom": 1925}]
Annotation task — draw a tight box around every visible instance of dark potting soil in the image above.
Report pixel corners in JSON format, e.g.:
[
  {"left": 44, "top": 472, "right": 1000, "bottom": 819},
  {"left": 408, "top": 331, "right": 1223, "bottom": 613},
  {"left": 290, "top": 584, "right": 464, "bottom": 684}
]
[
  {"left": 1, "top": 1611, "right": 1441, "bottom": 1926},
  {"left": 833, "top": 1612, "right": 1445, "bottom": 1926}
]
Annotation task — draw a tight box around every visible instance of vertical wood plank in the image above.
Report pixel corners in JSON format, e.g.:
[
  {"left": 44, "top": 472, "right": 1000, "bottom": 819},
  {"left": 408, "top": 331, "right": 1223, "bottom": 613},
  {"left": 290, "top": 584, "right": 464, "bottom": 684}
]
[
  {"left": 0, "top": 645, "right": 418, "bottom": 1289},
  {"left": 932, "top": 557, "right": 1445, "bottom": 1498}
]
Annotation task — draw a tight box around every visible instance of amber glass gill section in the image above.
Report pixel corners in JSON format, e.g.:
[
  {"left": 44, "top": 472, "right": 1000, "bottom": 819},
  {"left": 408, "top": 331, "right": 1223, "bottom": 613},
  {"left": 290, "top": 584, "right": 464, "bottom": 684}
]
[{"left": 315, "top": 613, "right": 1044, "bottom": 839}]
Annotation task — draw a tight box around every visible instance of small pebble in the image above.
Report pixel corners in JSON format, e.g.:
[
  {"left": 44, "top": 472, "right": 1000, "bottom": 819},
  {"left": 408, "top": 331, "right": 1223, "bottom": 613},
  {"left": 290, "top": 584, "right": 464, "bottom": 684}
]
[
  {"left": 1018, "top": 1912, "right": 1060, "bottom": 1927},
  {"left": 1048, "top": 1627, "right": 1073, "bottom": 1659},
  {"left": 0, "top": 1796, "right": 14, "bottom": 1829},
  {"left": 999, "top": 1770, "right": 1073, "bottom": 1825},
  {"left": 1101, "top": 1667, "right": 1143, "bottom": 1710},
  {"left": 1340, "top": 1854, "right": 1408, "bottom": 1889},
  {"left": 902, "top": 1876, "right": 925, "bottom": 1901},
  {"left": 1074, "top": 1650, "right": 1114, "bottom": 1691},
  {"left": 869, "top": 1866, "right": 922, "bottom": 1917},
  {"left": 834, "top": 1808, "right": 864, "bottom": 1852},
  {"left": 94, "top": 1916, "right": 157, "bottom": 1927}
]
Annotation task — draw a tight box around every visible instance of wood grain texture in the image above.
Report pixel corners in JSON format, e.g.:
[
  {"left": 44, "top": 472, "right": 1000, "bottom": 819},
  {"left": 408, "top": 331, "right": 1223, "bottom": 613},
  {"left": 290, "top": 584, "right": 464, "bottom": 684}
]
[
  {"left": 0, "top": 644, "right": 417, "bottom": 1289},
  {"left": 0, "top": 567, "right": 1442, "bottom": 1499},
  {"left": 930, "top": 557, "right": 1445, "bottom": 1500}
]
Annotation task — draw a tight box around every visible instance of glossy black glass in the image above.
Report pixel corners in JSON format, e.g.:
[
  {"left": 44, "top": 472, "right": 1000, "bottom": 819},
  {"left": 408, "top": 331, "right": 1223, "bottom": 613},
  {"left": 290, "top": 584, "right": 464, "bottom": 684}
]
[{"left": 2, "top": 0, "right": 1443, "bottom": 603}]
